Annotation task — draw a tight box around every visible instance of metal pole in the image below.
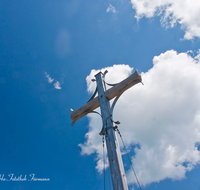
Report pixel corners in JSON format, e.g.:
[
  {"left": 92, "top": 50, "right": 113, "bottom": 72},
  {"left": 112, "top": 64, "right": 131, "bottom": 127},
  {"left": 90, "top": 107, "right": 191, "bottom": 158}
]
[{"left": 95, "top": 72, "right": 128, "bottom": 190}]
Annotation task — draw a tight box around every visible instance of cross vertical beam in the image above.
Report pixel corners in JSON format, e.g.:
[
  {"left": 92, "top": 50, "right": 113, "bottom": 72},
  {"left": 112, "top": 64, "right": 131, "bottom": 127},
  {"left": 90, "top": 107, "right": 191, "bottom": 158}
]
[{"left": 95, "top": 72, "right": 129, "bottom": 190}]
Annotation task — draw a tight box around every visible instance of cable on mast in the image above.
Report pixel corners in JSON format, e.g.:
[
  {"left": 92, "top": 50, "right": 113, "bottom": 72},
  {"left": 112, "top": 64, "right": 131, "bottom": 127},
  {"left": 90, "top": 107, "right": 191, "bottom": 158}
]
[
  {"left": 103, "top": 135, "right": 106, "bottom": 190},
  {"left": 116, "top": 127, "right": 143, "bottom": 190}
]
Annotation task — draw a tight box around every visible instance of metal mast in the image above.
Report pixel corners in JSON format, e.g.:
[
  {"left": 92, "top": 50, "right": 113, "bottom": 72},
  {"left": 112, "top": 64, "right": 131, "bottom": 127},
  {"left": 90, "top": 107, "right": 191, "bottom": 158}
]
[{"left": 95, "top": 72, "right": 128, "bottom": 190}]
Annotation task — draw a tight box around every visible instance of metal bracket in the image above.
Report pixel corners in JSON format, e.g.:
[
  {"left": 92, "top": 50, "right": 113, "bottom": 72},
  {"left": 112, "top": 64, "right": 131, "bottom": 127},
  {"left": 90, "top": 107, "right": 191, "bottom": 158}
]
[
  {"left": 87, "top": 87, "right": 97, "bottom": 103},
  {"left": 105, "top": 82, "right": 119, "bottom": 87},
  {"left": 99, "top": 115, "right": 120, "bottom": 135},
  {"left": 103, "top": 70, "right": 119, "bottom": 87},
  {"left": 99, "top": 125, "right": 118, "bottom": 136},
  {"left": 71, "top": 110, "right": 102, "bottom": 127},
  {"left": 110, "top": 79, "right": 143, "bottom": 121}
]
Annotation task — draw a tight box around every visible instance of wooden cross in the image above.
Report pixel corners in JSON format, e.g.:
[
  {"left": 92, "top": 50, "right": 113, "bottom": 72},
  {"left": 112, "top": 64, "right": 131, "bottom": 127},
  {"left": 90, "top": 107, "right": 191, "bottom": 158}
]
[
  {"left": 71, "top": 70, "right": 142, "bottom": 126},
  {"left": 71, "top": 70, "right": 142, "bottom": 190}
]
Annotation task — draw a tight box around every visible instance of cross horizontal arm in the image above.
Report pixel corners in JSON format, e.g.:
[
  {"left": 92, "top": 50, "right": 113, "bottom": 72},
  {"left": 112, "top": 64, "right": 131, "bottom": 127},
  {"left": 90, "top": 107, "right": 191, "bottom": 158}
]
[{"left": 71, "top": 70, "right": 142, "bottom": 125}]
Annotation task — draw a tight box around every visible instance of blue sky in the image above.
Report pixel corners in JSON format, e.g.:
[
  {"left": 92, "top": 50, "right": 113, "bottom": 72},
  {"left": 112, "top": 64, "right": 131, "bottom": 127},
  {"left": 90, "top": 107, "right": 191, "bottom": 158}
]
[{"left": 1, "top": 0, "right": 200, "bottom": 189}]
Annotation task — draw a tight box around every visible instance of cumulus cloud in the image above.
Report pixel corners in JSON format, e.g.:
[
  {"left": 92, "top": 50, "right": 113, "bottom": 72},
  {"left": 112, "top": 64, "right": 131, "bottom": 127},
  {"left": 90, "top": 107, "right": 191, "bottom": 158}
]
[
  {"left": 106, "top": 4, "right": 117, "bottom": 13},
  {"left": 131, "top": 0, "right": 200, "bottom": 39},
  {"left": 79, "top": 50, "right": 200, "bottom": 187},
  {"left": 45, "top": 72, "right": 54, "bottom": 83}
]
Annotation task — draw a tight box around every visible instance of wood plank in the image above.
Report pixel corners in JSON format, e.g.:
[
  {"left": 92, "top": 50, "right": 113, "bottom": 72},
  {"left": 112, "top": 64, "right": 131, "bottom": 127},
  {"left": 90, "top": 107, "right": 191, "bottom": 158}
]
[{"left": 71, "top": 70, "right": 142, "bottom": 123}]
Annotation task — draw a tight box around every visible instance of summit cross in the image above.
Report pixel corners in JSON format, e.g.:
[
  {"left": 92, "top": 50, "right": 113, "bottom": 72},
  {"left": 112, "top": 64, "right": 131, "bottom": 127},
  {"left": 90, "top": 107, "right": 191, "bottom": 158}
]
[{"left": 71, "top": 70, "right": 142, "bottom": 190}]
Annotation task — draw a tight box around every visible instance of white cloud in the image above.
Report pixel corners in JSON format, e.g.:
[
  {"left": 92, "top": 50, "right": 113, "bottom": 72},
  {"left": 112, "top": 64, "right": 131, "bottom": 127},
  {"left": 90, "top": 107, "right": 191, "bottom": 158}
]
[
  {"left": 106, "top": 4, "right": 117, "bottom": 13},
  {"left": 54, "top": 81, "right": 62, "bottom": 90},
  {"left": 131, "top": 0, "right": 200, "bottom": 39},
  {"left": 45, "top": 72, "right": 54, "bottom": 83},
  {"left": 79, "top": 50, "right": 200, "bottom": 187},
  {"left": 44, "top": 72, "right": 63, "bottom": 90}
]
